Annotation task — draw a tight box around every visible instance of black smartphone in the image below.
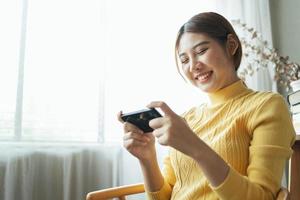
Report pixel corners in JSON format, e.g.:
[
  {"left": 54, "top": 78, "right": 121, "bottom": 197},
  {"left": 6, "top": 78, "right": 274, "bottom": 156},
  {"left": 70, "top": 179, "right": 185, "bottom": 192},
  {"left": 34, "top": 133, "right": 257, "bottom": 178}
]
[{"left": 121, "top": 108, "right": 162, "bottom": 133}]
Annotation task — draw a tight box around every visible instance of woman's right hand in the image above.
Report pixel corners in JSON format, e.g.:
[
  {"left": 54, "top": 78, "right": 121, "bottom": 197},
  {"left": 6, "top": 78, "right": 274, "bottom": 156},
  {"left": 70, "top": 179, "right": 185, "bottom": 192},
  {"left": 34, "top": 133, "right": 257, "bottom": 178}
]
[{"left": 117, "top": 111, "right": 156, "bottom": 161}]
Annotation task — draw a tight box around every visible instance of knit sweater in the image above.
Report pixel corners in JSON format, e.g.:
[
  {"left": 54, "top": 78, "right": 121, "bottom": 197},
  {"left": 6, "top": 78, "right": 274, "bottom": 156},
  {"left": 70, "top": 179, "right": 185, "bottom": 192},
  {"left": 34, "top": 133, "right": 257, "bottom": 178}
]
[{"left": 146, "top": 80, "right": 296, "bottom": 200}]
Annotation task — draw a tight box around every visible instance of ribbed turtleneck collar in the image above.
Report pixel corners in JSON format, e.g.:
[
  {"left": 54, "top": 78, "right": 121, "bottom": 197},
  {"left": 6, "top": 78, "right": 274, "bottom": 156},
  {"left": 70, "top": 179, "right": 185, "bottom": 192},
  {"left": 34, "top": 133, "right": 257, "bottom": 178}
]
[{"left": 207, "top": 80, "right": 250, "bottom": 106}]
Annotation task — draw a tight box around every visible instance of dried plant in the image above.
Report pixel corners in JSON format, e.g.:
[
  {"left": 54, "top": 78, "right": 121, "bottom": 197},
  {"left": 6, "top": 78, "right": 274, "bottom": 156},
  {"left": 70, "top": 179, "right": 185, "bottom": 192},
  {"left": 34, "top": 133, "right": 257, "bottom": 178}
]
[{"left": 232, "top": 19, "right": 300, "bottom": 91}]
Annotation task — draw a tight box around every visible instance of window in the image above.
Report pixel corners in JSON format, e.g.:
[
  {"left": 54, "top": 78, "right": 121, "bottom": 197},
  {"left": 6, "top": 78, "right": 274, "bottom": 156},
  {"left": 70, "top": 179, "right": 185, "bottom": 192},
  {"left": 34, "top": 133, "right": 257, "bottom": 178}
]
[
  {"left": 0, "top": 0, "right": 104, "bottom": 142},
  {"left": 0, "top": 0, "right": 216, "bottom": 143},
  {"left": 0, "top": 0, "right": 21, "bottom": 140}
]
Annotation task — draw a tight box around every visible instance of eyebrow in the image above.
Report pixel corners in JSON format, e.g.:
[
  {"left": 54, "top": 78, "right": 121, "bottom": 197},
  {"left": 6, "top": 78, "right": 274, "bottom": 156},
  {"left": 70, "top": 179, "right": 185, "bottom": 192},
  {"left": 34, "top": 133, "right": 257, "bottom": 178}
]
[{"left": 179, "top": 41, "right": 210, "bottom": 57}]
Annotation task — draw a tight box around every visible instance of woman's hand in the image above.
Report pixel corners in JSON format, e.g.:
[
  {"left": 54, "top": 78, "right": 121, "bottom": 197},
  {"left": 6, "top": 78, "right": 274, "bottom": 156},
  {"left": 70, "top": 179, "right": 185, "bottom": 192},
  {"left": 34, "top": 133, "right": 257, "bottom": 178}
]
[
  {"left": 117, "top": 111, "right": 156, "bottom": 161},
  {"left": 147, "top": 102, "right": 230, "bottom": 188},
  {"left": 147, "top": 101, "right": 199, "bottom": 156}
]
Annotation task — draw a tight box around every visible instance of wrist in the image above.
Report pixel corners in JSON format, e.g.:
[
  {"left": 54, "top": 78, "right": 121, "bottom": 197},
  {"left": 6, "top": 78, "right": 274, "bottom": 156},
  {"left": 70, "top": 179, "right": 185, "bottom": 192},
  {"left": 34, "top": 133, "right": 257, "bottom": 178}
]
[
  {"left": 139, "top": 151, "right": 157, "bottom": 165},
  {"left": 181, "top": 132, "right": 207, "bottom": 161},
  {"left": 189, "top": 140, "right": 206, "bottom": 161}
]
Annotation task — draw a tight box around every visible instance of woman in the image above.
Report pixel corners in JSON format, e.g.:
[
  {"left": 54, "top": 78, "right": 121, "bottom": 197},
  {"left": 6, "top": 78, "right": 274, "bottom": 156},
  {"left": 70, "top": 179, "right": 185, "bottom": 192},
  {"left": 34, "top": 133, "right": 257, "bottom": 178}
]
[{"left": 118, "top": 12, "right": 295, "bottom": 200}]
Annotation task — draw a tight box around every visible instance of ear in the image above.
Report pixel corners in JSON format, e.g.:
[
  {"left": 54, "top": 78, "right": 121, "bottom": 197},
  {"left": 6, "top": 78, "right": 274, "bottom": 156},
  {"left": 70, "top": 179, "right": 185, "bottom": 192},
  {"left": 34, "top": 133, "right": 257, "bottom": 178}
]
[{"left": 226, "top": 34, "right": 238, "bottom": 56}]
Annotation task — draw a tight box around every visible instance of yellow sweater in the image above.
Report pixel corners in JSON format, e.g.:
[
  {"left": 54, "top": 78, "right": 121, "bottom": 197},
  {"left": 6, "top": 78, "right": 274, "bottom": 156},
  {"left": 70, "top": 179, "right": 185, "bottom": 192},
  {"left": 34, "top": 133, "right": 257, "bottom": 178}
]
[{"left": 146, "top": 80, "right": 295, "bottom": 200}]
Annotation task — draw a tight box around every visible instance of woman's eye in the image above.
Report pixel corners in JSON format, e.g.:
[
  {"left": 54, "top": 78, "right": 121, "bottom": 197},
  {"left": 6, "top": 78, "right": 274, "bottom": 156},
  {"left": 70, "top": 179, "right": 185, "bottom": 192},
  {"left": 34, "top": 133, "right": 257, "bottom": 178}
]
[
  {"left": 196, "top": 48, "right": 208, "bottom": 55},
  {"left": 180, "top": 58, "right": 189, "bottom": 64}
]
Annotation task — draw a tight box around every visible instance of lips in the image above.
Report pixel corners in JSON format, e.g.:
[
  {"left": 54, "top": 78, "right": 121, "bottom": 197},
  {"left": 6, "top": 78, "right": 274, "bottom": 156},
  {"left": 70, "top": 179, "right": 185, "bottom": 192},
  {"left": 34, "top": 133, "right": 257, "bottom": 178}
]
[{"left": 195, "top": 71, "right": 213, "bottom": 82}]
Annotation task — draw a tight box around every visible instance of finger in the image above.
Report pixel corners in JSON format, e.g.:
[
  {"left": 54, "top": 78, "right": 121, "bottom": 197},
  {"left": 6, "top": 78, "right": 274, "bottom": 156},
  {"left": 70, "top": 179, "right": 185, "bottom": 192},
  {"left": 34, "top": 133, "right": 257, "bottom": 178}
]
[
  {"left": 152, "top": 129, "right": 164, "bottom": 138},
  {"left": 148, "top": 117, "right": 164, "bottom": 130},
  {"left": 147, "top": 101, "right": 175, "bottom": 116},
  {"left": 123, "top": 122, "right": 143, "bottom": 134},
  {"left": 143, "top": 132, "right": 155, "bottom": 141},
  {"left": 123, "top": 132, "right": 150, "bottom": 143},
  {"left": 117, "top": 111, "right": 124, "bottom": 123},
  {"left": 123, "top": 139, "right": 147, "bottom": 148}
]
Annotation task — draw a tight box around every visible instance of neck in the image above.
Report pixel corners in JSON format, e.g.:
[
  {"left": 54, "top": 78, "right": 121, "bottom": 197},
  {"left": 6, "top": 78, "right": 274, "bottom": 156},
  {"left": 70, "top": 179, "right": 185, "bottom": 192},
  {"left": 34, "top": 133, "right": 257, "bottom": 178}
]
[{"left": 207, "top": 80, "right": 250, "bottom": 106}]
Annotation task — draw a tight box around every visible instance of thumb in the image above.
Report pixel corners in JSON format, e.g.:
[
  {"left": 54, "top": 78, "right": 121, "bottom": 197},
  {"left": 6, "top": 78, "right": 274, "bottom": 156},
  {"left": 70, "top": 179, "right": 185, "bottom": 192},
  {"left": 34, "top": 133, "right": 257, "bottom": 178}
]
[{"left": 147, "top": 101, "right": 176, "bottom": 116}]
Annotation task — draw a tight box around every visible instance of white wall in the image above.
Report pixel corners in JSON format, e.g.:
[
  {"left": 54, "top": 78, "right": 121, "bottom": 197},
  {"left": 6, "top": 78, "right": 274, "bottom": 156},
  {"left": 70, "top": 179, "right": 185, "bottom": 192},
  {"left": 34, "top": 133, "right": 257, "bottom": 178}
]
[{"left": 270, "top": 0, "right": 300, "bottom": 63}]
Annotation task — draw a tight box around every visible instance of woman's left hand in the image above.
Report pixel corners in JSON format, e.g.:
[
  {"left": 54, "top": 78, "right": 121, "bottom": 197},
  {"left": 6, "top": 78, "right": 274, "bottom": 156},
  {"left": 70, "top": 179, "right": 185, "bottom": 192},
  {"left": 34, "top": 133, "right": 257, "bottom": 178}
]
[{"left": 147, "top": 101, "right": 200, "bottom": 155}]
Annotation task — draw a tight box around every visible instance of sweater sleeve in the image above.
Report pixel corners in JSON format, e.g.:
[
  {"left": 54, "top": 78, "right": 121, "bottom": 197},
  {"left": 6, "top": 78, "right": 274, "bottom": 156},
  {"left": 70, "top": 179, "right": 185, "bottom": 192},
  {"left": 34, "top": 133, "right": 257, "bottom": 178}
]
[
  {"left": 212, "top": 94, "right": 296, "bottom": 200},
  {"left": 146, "top": 155, "right": 176, "bottom": 200},
  {"left": 146, "top": 109, "right": 195, "bottom": 200}
]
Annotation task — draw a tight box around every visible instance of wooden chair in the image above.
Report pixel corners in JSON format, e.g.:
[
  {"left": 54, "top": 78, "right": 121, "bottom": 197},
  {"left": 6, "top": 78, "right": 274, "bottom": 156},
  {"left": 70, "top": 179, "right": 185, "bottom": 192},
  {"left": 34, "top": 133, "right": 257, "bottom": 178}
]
[
  {"left": 86, "top": 184, "right": 289, "bottom": 200},
  {"left": 86, "top": 183, "right": 144, "bottom": 200}
]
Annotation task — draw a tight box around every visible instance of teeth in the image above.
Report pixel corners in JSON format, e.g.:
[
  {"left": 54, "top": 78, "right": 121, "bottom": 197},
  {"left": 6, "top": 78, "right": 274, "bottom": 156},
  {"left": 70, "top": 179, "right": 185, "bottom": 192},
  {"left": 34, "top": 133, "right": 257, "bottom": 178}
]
[{"left": 196, "top": 72, "right": 211, "bottom": 81}]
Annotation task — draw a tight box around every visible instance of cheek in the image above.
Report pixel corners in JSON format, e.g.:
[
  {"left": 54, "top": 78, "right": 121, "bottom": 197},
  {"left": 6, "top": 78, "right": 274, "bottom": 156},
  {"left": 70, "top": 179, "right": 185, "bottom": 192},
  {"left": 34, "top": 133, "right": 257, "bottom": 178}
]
[
  {"left": 206, "top": 51, "right": 228, "bottom": 71},
  {"left": 183, "top": 69, "right": 193, "bottom": 80},
  {"left": 181, "top": 67, "right": 196, "bottom": 84}
]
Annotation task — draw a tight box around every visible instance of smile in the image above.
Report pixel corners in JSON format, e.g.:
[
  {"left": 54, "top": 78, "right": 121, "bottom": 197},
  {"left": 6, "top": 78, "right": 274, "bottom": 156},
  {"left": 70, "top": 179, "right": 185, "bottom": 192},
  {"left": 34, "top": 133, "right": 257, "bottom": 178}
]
[{"left": 195, "top": 71, "right": 213, "bottom": 83}]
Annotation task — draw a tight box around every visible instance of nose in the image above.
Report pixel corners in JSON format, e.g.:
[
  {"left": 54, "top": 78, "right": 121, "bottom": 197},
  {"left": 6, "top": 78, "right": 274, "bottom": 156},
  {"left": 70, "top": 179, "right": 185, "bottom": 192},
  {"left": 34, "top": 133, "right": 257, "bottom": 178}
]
[{"left": 189, "top": 57, "right": 201, "bottom": 73}]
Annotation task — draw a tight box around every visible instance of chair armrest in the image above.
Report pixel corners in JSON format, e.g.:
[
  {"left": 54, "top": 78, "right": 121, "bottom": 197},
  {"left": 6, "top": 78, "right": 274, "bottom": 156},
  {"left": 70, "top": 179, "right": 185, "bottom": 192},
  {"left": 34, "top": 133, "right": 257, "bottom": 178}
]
[{"left": 86, "top": 183, "right": 145, "bottom": 200}]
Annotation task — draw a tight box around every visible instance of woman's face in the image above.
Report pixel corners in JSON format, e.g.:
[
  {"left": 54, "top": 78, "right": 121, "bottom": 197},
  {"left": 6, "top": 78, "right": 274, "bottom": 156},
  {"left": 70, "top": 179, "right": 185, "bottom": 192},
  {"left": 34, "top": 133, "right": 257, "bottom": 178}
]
[{"left": 178, "top": 32, "right": 239, "bottom": 93}]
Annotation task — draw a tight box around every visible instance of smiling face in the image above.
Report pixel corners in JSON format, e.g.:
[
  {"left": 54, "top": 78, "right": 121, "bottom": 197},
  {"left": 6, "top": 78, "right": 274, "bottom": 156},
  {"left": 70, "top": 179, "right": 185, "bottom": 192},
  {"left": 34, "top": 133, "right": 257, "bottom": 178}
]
[{"left": 178, "top": 32, "right": 239, "bottom": 93}]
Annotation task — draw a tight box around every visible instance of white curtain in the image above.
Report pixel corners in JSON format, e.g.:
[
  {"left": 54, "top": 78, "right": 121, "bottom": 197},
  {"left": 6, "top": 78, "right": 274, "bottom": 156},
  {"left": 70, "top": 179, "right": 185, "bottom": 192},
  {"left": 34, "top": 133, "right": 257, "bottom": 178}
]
[
  {"left": 216, "top": 0, "right": 276, "bottom": 92},
  {"left": 0, "top": 144, "right": 121, "bottom": 200}
]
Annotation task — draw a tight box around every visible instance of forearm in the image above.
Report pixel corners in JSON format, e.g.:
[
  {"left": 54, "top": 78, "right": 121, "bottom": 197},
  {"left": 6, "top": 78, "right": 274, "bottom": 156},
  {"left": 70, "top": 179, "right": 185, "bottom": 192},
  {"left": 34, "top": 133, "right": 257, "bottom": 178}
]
[
  {"left": 185, "top": 136, "right": 230, "bottom": 187},
  {"left": 139, "top": 155, "right": 165, "bottom": 192}
]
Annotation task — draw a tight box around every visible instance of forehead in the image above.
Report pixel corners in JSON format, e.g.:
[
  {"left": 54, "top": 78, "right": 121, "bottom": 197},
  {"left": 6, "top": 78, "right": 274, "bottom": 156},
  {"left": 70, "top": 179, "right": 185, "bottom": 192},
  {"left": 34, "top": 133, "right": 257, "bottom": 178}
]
[{"left": 178, "top": 32, "right": 211, "bottom": 54}]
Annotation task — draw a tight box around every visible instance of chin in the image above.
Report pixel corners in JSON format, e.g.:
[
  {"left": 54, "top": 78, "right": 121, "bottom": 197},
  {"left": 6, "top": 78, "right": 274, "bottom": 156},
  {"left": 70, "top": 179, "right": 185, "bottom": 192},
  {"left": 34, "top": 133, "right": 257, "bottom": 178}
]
[
  {"left": 194, "top": 85, "right": 210, "bottom": 93},
  {"left": 198, "top": 82, "right": 223, "bottom": 93}
]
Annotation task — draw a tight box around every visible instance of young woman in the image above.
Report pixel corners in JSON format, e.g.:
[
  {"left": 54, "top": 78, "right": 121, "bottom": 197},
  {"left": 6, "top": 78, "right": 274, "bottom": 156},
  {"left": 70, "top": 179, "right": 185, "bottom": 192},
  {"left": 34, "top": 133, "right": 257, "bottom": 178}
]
[{"left": 118, "top": 12, "right": 295, "bottom": 200}]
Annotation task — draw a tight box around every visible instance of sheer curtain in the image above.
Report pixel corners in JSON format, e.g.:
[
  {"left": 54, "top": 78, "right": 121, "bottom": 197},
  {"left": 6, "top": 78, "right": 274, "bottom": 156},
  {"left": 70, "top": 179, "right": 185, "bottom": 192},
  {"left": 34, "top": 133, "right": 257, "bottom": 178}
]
[
  {"left": 0, "top": 1, "right": 117, "bottom": 200},
  {"left": 0, "top": 143, "right": 121, "bottom": 200},
  {"left": 216, "top": 0, "right": 275, "bottom": 92}
]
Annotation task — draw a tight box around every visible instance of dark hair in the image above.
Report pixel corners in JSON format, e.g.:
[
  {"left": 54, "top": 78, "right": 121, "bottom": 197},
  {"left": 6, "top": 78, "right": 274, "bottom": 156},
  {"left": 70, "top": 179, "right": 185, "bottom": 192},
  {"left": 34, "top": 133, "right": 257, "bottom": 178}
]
[{"left": 175, "top": 12, "right": 242, "bottom": 73}]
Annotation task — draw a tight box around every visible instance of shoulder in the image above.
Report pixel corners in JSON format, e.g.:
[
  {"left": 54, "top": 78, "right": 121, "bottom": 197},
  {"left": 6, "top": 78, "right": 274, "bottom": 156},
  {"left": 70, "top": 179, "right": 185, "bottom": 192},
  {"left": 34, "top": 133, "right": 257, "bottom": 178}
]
[
  {"left": 234, "top": 91, "right": 289, "bottom": 128},
  {"left": 241, "top": 90, "right": 286, "bottom": 109},
  {"left": 248, "top": 91, "right": 292, "bottom": 130}
]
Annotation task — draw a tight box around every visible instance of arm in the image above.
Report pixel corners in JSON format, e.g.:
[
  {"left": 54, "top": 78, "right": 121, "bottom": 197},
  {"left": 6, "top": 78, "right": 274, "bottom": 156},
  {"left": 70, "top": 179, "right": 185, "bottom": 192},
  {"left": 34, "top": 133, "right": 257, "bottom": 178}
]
[
  {"left": 143, "top": 155, "right": 175, "bottom": 200},
  {"left": 147, "top": 102, "right": 231, "bottom": 187},
  {"left": 148, "top": 98, "right": 295, "bottom": 200},
  {"left": 139, "top": 155, "right": 165, "bottom": 192},
  {"left": 118, "top": 112, "right": 173, "bottom": 200},
  {"left": 210, "top": 95, "right": 295, "bottom": 199},
  {"left": 185, "top": 137, "right": 230, "bottom": 187}
]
